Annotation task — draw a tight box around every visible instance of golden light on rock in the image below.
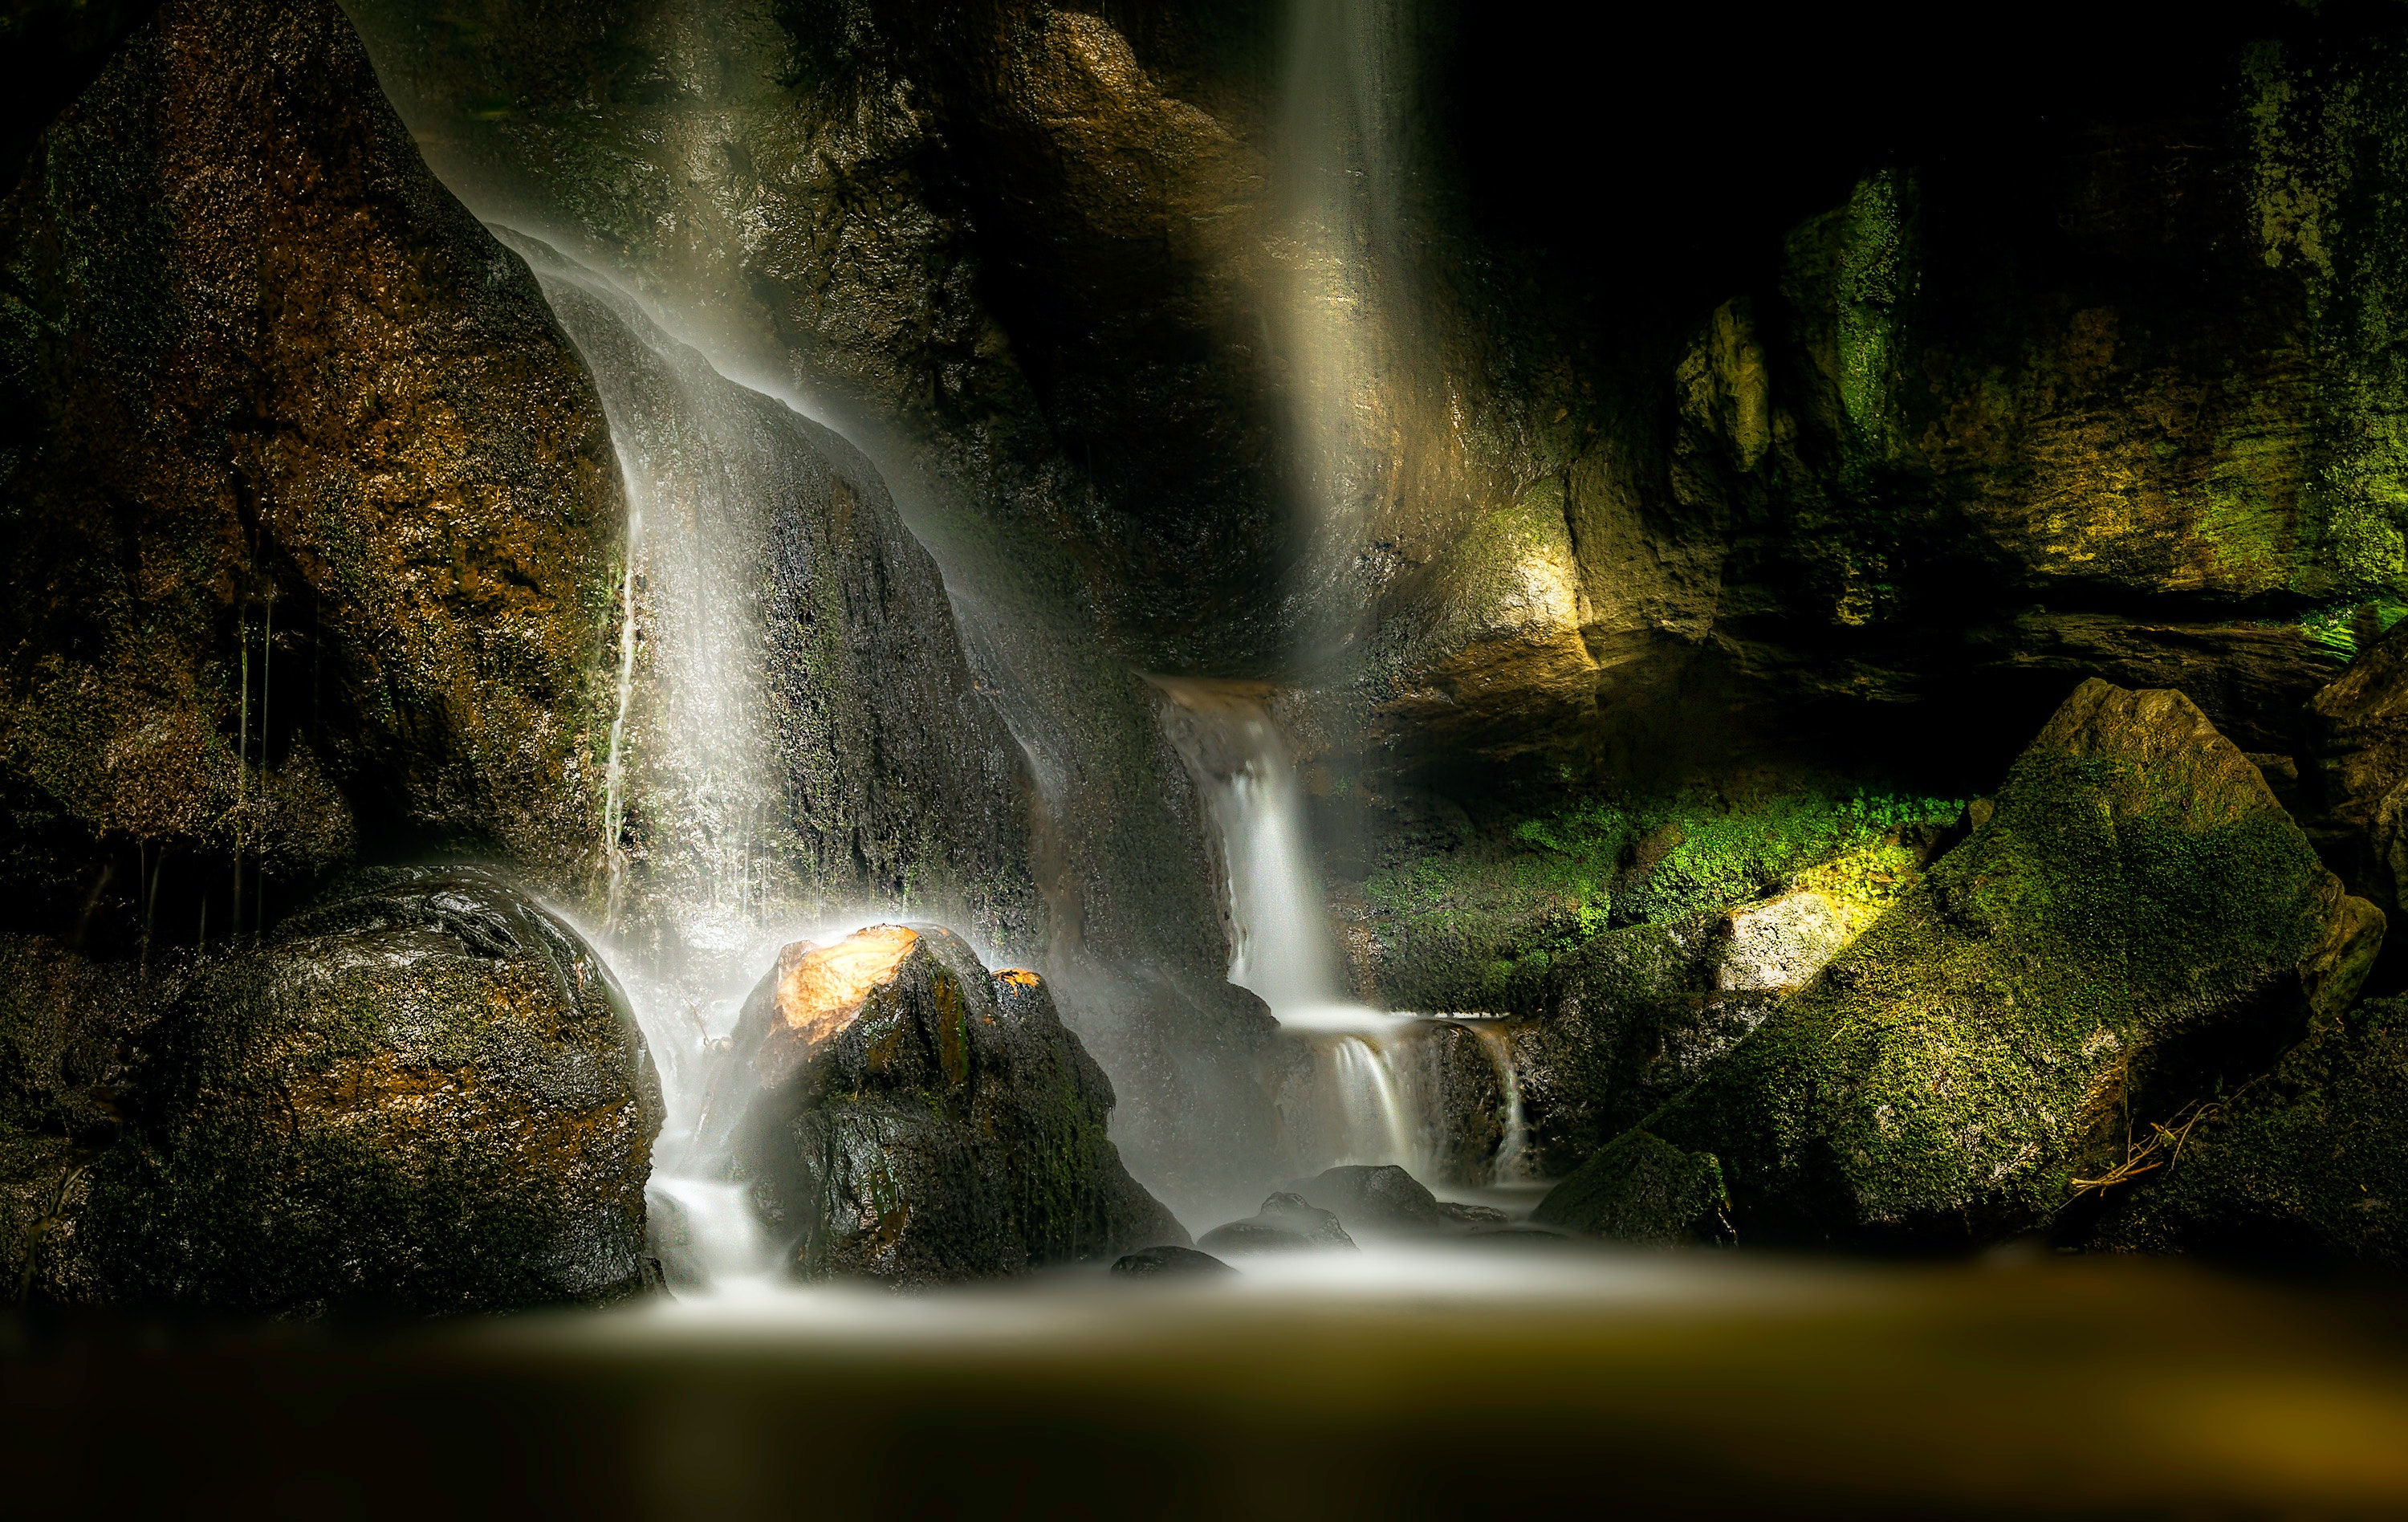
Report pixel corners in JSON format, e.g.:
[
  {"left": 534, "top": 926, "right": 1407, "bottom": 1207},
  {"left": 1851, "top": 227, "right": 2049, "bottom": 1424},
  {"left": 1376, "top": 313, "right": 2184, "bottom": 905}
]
[{"left": 773, "top": 925, "right": 921, "bottom": 1051}]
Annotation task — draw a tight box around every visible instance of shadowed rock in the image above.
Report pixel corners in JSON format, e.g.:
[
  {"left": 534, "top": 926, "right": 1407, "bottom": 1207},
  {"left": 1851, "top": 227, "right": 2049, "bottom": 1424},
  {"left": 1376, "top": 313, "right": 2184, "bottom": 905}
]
[
  {"left": 1288, "top": 1165, "right": 1446, "bottom": 1233},
  {"left": 718, "top": 925, "right": 1185, "bottom": 1287},
  {"left": 1199, "top": 1192, "right": 1357, "bottom": 1255}
]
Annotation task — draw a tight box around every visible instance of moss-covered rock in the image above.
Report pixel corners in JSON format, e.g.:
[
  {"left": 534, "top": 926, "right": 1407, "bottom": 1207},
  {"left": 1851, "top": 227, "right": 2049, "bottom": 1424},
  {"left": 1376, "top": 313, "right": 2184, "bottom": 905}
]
[
  {"left": 1539, "top": 680, "right": 2382, "bottom": 1248},
  {"left": 1530, "top": 1129, "right": 1731, "bottom": 1247},
  {"left": 2093, "top": 995, "right": 2408, "bottom": 1269},
  {"left": 0, "top": 0, "right": 623, "bottom": 959},
  {"left": 1348, "top": 784, "right": 1957, "bottom": 1015},
  {"left": 718, "top": 925, "right": 1185, "bottom": 1286},
  {"left": 65, "top": 866, "right": 660, "bottom": 1313}
]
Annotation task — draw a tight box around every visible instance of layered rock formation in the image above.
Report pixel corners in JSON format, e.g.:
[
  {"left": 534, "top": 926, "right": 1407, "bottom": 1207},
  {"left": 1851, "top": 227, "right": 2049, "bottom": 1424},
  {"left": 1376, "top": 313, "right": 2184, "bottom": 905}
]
[
  {"left": 1538, "top": 681, "right": 2383, "bottom": 1247},
  {"left": 711, "top": 924, "right": 1185, "bottom": 1285}
]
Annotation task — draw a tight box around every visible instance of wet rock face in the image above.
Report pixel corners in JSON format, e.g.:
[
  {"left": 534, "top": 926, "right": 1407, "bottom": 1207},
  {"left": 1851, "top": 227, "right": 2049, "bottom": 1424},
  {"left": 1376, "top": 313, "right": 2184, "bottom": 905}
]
[
  {"left": 0, "top": 0, "right": 623, "bottom": 958},
  {"left": 1541, "top": 681, "right": 2385, "bottom": 1250},
  {"left": 345, "top": 0, "right": 1287, "bottom": 669},
  {"left": 2305, "top": 617, "right": 2408, "bottom": 916},
  {"left": 720, "top": 925, "right": 1186, "bottom": 1286},
  {"left": 45, "top": 867, "right": 661, "bottom": 1313}
]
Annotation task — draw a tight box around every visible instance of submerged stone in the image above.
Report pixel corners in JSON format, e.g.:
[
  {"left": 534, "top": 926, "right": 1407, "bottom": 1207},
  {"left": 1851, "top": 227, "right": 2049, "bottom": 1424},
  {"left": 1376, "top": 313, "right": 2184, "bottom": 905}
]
[
  {"left": 1198, "top": 1192, "right": 1357, "bottom": 1254},
  {"left": 70, "top": 867, "right": 661, "bottom": 1314},
  {"left": 1539, "top": 680, "right": 2385, "bottom": 1250},
  {"left": 718, "top": 926, "right": 1186, "bottom": 1287},
  {"left": 1111, "top": 1245, "right": 1235, "bottom": 1277}
]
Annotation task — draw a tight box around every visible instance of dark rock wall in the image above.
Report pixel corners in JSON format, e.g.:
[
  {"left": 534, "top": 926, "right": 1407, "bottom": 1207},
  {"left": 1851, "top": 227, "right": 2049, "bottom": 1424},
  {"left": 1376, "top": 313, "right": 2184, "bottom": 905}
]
[{"left": 0, "top": 0, "right": 626, "bottom": 961}]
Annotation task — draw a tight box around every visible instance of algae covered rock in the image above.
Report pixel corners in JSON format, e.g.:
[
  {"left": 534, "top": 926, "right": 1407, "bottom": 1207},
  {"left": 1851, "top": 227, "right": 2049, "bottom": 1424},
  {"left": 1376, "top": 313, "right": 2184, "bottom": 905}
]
[
  {"left": 1531, "top": 1131, "right": 1732, "bottom": 1246},
  {"left": 75, "top": 867, "right": 661, "bottom": 1313},
  {"left": 1540, "top": 680, "right": 2383, "bottom": 1248},
  {"left": 717, "top": 925, "right": 1185, "bottom": 1287},
  {"left": 2095, "top": 995, "right": 2408, "bottom": 1269}
]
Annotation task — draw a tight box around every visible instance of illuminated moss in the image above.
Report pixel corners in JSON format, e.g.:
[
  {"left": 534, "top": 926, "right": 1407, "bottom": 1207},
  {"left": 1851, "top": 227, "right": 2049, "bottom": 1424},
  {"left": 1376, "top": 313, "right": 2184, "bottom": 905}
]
[{"left": 1359, "top": 784, "right": 1959, "bottom": 1014}]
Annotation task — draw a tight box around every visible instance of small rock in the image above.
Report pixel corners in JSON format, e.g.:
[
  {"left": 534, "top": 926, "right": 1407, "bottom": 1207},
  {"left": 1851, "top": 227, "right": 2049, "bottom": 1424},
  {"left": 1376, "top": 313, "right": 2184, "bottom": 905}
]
[
  {"left": 1198, "top": 1192, "right": 1359, "bottom": 1253},
  {"left": 1196, "top": 1220, "right": 1314, "bottom": 1254},
  {"left": 1256, "top": 1191, "right": 1357, "bottom": 1247},
  {"left": 1437, "top": 1201, "right": 1510, "bottom": 1229},
  {"left": 1289, "top": 1164, "right": 1452, "bottom": 1232},
  {"left": 1110, "top": 1245, "right": 1235, "bottom": 1277}
]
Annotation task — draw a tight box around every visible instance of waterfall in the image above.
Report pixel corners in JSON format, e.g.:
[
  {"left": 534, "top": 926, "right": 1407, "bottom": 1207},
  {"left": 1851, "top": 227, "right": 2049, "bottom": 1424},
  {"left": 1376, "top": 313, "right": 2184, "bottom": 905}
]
[
  {"left": 499, "top": 230, "right": 874, "bottom": 1288},
  {"left": 1467, "top": 1023, "right": 1530, "bottom": 1184},
  {"left": 1156, "top": 678, "right": 1431, "bottom": 1174}
]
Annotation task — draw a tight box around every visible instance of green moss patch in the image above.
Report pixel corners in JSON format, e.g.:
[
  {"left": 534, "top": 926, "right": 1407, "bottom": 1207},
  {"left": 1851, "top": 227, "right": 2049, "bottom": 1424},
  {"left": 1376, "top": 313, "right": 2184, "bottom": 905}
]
[{"left": 1359, "top": 783, "right": 1960, "bottom": 1015}]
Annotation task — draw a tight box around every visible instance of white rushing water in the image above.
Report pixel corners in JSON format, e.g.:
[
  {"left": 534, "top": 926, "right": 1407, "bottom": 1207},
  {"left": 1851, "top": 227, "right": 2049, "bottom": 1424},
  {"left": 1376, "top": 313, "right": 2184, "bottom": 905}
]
[{"left": 1153, "top": 678, "right": 1431, "bottom": 1177}]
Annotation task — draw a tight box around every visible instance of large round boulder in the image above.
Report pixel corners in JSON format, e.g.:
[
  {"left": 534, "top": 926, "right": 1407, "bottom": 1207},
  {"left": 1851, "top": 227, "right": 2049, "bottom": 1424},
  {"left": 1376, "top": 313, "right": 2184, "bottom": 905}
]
[
  {"left": 713, "top": 924, "right": 1187, "bottom": 1287},
  {"left": 75, "top": 867, "right": 661, "bottom": 1313}
]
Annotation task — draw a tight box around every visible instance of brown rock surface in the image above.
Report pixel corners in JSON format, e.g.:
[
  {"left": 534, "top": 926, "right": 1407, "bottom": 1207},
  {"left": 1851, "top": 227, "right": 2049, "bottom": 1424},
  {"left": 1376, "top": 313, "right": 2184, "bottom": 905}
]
[{"left": 0, "top": 0, "right": 623, "bottom": 960}]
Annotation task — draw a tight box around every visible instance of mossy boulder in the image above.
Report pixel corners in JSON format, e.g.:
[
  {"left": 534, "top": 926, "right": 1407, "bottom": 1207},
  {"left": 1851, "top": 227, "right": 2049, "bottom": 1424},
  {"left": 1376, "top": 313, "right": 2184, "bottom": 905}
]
[
  {"left": 2093, "top": 995, "right": 2408, "bottom": 1269},
  {"left": 1507, "top": 875, "right": 1900, "bottom": 1180},
  {"left": 65, "top": 866, "right": 661, "bottom": 1313},
  {"left": 1348, "top": 786, "right": 1958, "bottom": 1017},
  {"left": 717, "top": 925, "right": 1186, "bottom": 1286},
  {"left": 1529, "top": 1131, "right": 1732, "bottom": 1248},
  {"left": 1537, "top": 680, "right": 2383, "bottom": 1247}
]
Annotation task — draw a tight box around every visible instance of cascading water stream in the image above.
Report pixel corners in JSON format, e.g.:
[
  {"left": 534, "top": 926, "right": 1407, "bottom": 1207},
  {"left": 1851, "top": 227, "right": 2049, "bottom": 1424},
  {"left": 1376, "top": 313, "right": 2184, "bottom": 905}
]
[{"left": 1155, "top": 678, "right": 1429, "bottom": 1176}]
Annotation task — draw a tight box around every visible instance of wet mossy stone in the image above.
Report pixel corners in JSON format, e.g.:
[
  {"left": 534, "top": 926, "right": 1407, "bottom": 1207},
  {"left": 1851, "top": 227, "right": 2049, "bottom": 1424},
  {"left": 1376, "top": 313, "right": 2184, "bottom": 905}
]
[
  {"left": 1538, "top": 680, "right": 2385, "bottom": 1249},
  {"left": 1531, "top": 1131, "right": 1731, "bottom": 1246},
  {"left": 74, "top": 866, "right": 661, "bottom": 1314},
  {"left": 2094, "top": 995, "right": 2408, "bottom": 1269},
  {"left": 718, "top": 926, "right": 1186, "bottom": 1288}
]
